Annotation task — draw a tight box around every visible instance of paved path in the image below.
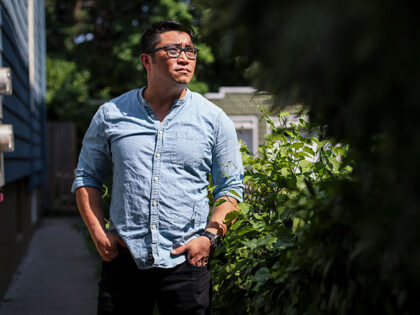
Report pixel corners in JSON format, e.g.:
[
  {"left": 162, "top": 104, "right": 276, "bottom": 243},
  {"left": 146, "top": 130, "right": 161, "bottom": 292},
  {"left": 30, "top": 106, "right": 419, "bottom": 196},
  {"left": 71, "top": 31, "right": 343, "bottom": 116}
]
[{"left": 0, "top": 217, "right": 98, "bottom": 315}]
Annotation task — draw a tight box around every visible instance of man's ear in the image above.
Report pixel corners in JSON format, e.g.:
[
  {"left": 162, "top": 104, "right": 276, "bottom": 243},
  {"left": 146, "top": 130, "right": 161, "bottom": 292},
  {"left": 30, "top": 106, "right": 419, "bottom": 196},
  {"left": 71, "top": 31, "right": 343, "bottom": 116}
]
[{"left": 140, "top": 53, "right": 152, "bottom": 72}]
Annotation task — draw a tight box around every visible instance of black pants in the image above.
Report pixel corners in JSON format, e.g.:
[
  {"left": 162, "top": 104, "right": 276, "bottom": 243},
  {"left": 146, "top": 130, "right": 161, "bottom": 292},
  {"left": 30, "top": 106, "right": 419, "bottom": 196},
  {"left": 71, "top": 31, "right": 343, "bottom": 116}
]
[{"left": 97, "top": 247, "right": 212, "bottom": 315}]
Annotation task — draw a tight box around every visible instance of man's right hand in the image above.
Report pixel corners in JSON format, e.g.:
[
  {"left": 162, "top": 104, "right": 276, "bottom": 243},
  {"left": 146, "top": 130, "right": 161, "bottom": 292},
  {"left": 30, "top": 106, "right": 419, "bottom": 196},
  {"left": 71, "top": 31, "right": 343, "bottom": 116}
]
[{"left": 94, "top": 232, "right": 127, "bottom": 262}]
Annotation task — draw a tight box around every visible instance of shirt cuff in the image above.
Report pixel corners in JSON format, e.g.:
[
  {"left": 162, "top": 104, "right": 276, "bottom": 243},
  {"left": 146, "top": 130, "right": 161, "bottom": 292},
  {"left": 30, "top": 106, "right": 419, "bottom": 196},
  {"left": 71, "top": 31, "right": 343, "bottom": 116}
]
[
  {"left": 71, "top": 177, "right": 103, "bottom": 193},
  {"left": 214, "top": 189, "right": 243, "bottom": 203}
]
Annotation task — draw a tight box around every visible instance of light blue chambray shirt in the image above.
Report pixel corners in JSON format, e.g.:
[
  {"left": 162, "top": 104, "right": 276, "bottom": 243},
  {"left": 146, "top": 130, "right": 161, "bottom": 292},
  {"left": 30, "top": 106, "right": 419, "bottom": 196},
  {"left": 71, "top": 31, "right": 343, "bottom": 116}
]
[{"left": 72, "top": 88, "right": 244, "bottom": 269}]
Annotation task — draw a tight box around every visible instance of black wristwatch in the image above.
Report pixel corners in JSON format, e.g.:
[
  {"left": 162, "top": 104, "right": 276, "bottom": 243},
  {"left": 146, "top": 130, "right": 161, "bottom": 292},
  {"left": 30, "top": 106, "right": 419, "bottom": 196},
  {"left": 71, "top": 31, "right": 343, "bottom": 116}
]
[{"left": 202, "top": 231, "right": 222, "bottom": 248}]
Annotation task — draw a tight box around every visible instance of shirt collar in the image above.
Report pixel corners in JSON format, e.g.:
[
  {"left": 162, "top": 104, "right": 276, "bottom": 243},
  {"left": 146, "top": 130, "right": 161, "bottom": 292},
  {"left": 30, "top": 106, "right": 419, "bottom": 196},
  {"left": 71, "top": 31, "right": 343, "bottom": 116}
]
[{"left": 138, "top": 87, "right": 190, "bottom": 112}]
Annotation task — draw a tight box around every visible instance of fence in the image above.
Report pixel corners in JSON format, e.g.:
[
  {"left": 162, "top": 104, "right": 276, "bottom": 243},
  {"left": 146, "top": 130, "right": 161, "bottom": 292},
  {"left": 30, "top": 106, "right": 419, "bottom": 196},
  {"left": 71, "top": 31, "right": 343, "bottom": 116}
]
[{"left": 46, "top": 121, "right": 77, "bottom": 213}]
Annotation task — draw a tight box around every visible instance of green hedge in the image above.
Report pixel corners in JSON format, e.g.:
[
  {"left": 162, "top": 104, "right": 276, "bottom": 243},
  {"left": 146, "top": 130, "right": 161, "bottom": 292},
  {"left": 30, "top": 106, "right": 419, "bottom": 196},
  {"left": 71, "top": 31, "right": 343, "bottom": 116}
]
[{"left": 211, "top": 111, "right": 357, "bottom": 314}]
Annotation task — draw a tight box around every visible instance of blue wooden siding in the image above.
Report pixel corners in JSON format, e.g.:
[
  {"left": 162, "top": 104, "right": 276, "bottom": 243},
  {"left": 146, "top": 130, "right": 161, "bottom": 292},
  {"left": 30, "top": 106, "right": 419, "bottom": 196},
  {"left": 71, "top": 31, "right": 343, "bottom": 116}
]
[{"left": 0, "top": 0, "right": 46, "bottom": 189}]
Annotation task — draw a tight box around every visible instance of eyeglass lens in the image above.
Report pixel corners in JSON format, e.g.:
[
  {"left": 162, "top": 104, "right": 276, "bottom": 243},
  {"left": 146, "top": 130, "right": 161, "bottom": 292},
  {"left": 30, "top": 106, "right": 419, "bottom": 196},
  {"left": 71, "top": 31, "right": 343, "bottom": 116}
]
[{"left": 166, "top": 46, "right": 197, "bottom": 59}]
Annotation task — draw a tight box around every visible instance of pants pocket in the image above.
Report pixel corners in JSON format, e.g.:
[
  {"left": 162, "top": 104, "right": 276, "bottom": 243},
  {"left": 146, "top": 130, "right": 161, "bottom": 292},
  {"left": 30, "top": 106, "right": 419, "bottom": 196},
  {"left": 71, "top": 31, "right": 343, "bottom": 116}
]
[{"left": 185, "top": 259, "right": 210, "bottom": 271}]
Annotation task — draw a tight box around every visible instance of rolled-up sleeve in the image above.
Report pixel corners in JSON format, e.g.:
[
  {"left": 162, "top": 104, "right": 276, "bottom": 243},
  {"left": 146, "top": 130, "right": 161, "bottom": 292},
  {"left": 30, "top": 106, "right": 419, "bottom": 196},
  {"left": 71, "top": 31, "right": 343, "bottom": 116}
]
[
  {"left": 71, "top": 106, "right": 111, "bottom": 193},
  {"left": 211, "top": 112, "right": 244, "bottom": 202}
]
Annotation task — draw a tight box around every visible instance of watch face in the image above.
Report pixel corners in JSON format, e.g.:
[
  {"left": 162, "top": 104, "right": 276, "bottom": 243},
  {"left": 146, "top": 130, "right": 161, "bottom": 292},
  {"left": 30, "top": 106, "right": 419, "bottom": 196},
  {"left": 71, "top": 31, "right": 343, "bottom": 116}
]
[
  {"left": 203, "top": 231, "right": 222, "bottom": 248},
  {"left": 212, "top": 235, "right": 222, "bottom": 248}
]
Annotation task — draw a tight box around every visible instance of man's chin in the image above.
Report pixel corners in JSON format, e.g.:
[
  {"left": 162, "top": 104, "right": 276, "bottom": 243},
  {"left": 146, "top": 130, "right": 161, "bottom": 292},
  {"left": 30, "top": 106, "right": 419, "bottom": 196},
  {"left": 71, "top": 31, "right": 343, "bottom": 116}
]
[
  {"left": 173, "top": 74, "right": 193, "bottom": 85},
  {"left": 174, "top": 79, "right": 191, "bottom": 85}
]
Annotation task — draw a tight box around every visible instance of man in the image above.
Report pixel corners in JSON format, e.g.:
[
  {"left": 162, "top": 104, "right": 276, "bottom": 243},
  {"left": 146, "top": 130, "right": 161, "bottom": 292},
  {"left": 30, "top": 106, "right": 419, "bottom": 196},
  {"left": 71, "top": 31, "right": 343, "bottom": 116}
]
[{"left": 72, "top": 20, "right": 244, "bottom": 315}]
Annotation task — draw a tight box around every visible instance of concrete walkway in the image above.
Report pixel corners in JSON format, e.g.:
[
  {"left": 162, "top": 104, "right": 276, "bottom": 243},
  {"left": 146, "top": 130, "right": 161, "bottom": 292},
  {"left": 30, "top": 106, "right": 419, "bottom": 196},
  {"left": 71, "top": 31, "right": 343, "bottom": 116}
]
[{"left": 0, "top": 216, "right": 98, "bottom": 315}]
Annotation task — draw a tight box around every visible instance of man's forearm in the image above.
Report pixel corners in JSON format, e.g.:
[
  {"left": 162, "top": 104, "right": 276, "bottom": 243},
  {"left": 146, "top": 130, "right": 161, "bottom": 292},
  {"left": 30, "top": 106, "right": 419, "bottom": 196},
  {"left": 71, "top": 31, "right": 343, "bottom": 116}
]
[
  {"left": 206, "top": 196, "right": 238, "bottom": 236},
  {"left": 75, "top": 186, "right": 107, "bottom": 243},
  {"left": 76, "top": 186, "right": 126, "bottom": 261}
]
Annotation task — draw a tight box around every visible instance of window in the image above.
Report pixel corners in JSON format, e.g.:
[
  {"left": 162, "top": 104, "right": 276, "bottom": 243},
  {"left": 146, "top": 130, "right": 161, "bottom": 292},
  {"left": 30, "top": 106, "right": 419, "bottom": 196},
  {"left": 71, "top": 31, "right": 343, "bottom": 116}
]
[{"left": 229, "top": 115, "right": 259, "bottom": 154}]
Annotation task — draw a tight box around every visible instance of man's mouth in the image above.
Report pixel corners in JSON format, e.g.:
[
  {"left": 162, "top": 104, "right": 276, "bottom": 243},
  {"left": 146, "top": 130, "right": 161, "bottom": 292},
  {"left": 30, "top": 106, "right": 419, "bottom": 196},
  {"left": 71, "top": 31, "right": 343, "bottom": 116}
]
[{"left": 175, "top": 68, "right": 190, "bottom": 73}]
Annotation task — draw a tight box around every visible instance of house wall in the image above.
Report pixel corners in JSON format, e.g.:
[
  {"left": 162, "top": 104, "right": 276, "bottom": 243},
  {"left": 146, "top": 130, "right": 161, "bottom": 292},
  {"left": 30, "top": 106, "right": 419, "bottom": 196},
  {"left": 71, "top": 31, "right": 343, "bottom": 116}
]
[
  {"left": 1, "top": 0, "right": 46, "bottom": 187},
  {"left": 0, "top": 179, "right": 40, "bottom": 298},
  {"left": 0, "top": 0, "right": 46, "bottom": 299},
  {"left": 205, "top": 87, "right": 272, "bottom": 154}
]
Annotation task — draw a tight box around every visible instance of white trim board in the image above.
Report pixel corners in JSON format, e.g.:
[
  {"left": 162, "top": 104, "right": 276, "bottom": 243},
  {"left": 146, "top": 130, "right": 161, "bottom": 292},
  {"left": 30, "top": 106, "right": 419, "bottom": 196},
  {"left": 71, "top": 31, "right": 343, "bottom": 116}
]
[
  {"left": 204, "top": 86, "right": 257, "bottom": 99},
  {"left": 228, "top": 115, "right": 259, "bottom": 154}
]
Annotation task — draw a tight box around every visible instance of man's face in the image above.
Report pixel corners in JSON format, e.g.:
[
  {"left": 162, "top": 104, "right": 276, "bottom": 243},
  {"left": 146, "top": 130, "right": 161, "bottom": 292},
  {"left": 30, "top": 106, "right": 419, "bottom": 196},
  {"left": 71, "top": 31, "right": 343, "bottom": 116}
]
[{"left": 147, "top": 31, "right": 196, "bottom": 87}]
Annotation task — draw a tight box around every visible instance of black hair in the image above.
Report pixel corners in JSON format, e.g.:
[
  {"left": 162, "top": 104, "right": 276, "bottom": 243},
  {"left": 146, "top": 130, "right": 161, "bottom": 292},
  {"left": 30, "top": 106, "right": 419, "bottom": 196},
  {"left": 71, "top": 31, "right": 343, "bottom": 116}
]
[{"left": 140, "top": 20, "right": 195, "bottom": 54}]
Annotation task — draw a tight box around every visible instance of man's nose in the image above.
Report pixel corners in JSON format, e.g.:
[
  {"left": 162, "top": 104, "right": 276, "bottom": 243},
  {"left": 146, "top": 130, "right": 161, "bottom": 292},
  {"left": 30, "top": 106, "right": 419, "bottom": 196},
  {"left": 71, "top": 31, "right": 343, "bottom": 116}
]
[{"left": 177, "top": 50, "right": 189, "bottom": 63}]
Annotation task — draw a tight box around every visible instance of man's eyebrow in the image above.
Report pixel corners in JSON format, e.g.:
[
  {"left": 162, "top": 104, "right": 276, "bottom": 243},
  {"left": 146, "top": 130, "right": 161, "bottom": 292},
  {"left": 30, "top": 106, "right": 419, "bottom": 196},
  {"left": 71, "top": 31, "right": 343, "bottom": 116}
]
[{"left": 166, "top": 43, "right": 194, "bottom": 47}]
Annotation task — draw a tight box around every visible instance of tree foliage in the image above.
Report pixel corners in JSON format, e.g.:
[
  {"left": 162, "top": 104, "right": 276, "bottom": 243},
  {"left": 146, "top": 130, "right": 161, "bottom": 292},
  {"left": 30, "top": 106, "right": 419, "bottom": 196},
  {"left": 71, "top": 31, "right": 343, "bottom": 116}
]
[
  {"left": 197, "top": 0, "right": 420, "bottom": 313},
  {"left": 46, "top": 0, "right": 225, "bottom": 137}
]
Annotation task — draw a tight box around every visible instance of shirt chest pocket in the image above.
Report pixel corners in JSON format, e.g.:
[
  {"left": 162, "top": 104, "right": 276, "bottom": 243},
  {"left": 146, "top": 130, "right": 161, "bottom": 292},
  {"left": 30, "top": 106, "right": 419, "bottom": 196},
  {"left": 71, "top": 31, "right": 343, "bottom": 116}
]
[{"left": 169, "top": 133, "right": 209, "bottom": 168}]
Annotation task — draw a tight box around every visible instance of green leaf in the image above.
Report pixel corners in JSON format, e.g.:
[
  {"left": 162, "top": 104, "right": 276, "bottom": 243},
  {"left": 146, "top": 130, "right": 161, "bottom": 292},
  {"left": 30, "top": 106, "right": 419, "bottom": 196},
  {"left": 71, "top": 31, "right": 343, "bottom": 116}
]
[
  {"left": 214, "top": 199, "right": 227, "bottom": 207},
  {"left": 292, "top": 217, "right": 305, "bottom": 232},
  {"left": 253, "top": 267, "right": 270, "bottom": 283},
  {"left": 207, "top": 184, "right": 216, "bottom": 193},
  {"left": 243, "top": 175, "right": 252, "bottom": 184},
  {"left": 229, "top": 190, "right": 241, "bottom": 199},
  {"left": 237, "top": 226, "right": 258, "bottom": 237},
  {"left": 241, "top": 239, "right": 258, "bottom": 250},
  {"left": 225, "top": 211, "right": 240, "bottom": 225},
  {"left": 303, "top": 146, "right": 315, "bottom": 156},
  {"left": 280, "top": 168, "right": 289, "bottom": 177},
  {"left": 102, "top": 184, "right": 110, "bottom": 199},
  {"left": 299, "top": 160, "right": 312, "bottom": 172},
  {"left": 229, "top": 218, "right": 244, "bottom": 231},
  {"left": 254, "top": 212, "right": 267, "bottom": 220},
  {"left": 238, "top": 202, "right": 250, "bottom": 215},
  {"left": 283, "top": 130, "right": 293, "bottom": 137}
]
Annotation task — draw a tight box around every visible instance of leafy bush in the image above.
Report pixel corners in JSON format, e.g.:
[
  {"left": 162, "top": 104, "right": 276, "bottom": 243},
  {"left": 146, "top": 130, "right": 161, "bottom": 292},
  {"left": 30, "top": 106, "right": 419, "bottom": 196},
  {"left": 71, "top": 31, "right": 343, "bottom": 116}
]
[
  {"left": 199, "top": 2, "right": 420, "bottom": 312},
  {"left": 211, "top": 111, "right": 353, "bottom": 314}
]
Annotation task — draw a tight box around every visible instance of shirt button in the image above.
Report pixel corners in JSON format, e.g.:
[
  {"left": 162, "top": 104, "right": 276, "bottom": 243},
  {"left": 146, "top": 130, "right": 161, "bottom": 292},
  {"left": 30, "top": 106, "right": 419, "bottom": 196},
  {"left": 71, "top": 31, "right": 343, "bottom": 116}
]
[
  {"left": 156, "top": 153, "right": 161, "bottom": 158},
  {"left": 151, "top": 224, "right": 156, "bottom": 229},
  {"left": 159, "top": 130, "right": 163, "bottom": 135},
  {"left": 153, "top": 201, "right": 157, "bottom": 206},
  {"left": 153, "top": 176, "right": 159, "bottom": 181},
  {"left": 147, "top": 252, "right": 154, "bottom": 264},
  {"left": 151, "top": 114, "right": 155, "bottom": 118}
]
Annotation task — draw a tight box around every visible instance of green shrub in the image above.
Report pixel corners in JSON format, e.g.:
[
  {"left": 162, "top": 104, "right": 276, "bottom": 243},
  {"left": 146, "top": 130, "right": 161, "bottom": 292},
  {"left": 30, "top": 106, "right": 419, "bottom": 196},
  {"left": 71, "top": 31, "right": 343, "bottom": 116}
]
[{"left": 211, "top": 111, "right": 353, "bottom": 314}]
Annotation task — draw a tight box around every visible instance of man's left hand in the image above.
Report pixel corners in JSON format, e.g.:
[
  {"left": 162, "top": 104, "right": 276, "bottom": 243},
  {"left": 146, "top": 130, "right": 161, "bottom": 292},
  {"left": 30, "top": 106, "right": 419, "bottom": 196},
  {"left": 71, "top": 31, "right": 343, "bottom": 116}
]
[{"left": 171, "top": 236, "right": 211, "bottom": 266}]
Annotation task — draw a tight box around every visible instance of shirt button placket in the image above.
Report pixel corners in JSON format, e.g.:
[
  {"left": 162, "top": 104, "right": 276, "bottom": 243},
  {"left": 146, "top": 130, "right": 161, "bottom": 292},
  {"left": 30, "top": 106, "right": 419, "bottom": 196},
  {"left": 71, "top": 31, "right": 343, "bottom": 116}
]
[{"left": 149, "top": 128, "right": 164, "bottom": 265}]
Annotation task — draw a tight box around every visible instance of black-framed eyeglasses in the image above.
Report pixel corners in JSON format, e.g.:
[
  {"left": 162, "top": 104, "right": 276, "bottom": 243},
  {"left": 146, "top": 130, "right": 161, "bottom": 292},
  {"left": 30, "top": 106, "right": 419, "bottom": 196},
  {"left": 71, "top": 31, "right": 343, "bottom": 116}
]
[{"left": 145, "top": 44, "right": 199, "bottom": 60}]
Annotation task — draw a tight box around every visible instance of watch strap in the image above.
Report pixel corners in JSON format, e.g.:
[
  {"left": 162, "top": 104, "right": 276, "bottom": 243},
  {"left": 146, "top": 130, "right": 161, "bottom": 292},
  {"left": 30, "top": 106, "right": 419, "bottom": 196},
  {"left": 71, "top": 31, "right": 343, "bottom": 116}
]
[{"left": 202, "top": 231, "right": 221, "bottom": 248}]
